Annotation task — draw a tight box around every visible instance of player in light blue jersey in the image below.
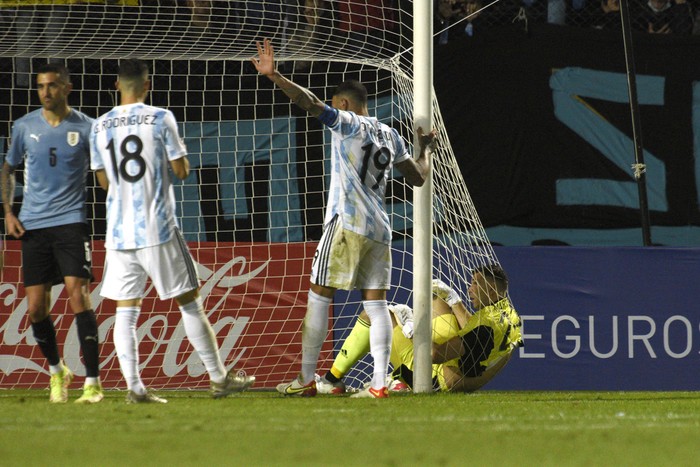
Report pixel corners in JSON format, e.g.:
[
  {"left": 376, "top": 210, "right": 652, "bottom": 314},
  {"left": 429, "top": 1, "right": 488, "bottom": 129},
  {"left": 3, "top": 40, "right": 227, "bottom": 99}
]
[
  {"left": 1, "top": 63, "right": 103, "bottom": 404},
  {"left": 90, "top": 59, "right": 254, "bottom": 403},
  {"left": 252, "top": 39, "right": 436, "bottom": 398}
]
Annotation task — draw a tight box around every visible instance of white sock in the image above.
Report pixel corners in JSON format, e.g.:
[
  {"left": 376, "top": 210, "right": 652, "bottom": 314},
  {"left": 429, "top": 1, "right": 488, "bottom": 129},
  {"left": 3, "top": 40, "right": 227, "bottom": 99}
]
[
  {"left": 84, "top": 377, "right": 99, "bottom": 387},
  {"left": 300, "top": 290, "right": 332, "bottom": 384},
  {"left": 180, "top": 295, "right": 226, "bottom": 383},
  {"left": 364, "top": 300, "right": 392, "bottom": 390},
  {"left": 114, "top": 306, "right": 146, "bottom": 395}
]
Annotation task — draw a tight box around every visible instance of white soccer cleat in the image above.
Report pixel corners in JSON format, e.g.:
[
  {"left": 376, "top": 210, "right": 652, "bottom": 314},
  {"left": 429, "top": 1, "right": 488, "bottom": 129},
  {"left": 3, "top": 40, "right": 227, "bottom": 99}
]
[
  {"left": 126, "top": 390, "right": 168, "bottom": 404},
  {"left": 350, "top": 386, "right": 389, "bottom": 399},
  {"left": 211, "top": 371, "right": 255, "bottom": 399},
  {"left": 388, "top": 379, "right": 411, "bottom": 393},
  {"left": 315, "top": 374, "right": 346, "bottom": 395},
  {"left": 277, "top": 376, "right": 317, "bottom": 397}
]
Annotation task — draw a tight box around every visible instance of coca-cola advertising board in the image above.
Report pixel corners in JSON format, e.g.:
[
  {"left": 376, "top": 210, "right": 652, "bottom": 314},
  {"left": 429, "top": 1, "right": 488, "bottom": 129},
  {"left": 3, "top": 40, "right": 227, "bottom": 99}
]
[{"left": 0, "top": 241, "right": 329, "bottom": 390}]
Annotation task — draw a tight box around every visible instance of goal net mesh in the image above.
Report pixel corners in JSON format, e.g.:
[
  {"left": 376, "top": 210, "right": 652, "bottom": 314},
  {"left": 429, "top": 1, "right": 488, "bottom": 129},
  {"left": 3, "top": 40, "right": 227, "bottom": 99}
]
[{"left": 0, "top": 0, "right": 506, "bottom": 391}]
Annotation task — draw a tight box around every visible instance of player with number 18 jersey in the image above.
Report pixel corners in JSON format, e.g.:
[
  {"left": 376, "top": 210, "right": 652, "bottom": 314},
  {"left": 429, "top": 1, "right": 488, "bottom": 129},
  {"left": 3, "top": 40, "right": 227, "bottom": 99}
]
[{"left": 89, "top": 103, "right": 187, "bottom": 250}]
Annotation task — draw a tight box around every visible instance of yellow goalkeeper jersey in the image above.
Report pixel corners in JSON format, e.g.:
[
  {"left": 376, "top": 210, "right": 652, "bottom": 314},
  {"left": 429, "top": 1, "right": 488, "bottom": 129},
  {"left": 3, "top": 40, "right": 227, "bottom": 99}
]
[
  {"left": 390, "top": 312, "right": 461, "bottom": 391},
  {"left": 457, "top": 298, "right": 522, "bottom": 377}
]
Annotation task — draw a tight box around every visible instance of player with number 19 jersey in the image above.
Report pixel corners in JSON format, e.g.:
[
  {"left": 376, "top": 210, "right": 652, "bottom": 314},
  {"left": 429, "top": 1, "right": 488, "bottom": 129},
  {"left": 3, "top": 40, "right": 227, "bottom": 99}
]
[
  {"left": 89, "top": 103, "right": 187, "bottom": 250},
  {"left": 319, "top": 106, "right": 410, "bottom": 245},
  {"left": 5, "top": 108, "right": 92, "bottom": 230}
]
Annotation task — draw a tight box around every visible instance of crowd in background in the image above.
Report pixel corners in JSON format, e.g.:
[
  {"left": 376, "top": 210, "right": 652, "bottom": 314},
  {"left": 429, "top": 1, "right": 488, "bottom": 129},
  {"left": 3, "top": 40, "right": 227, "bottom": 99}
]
[
  {"left": 436, "top": 0, "right": 700, "bottom": 42},
  {"left": 171, "top": 0, "right": 700, "bottom": 37},
  {"left": 3, "top": 0, "right": 697, "bottom": 65}
]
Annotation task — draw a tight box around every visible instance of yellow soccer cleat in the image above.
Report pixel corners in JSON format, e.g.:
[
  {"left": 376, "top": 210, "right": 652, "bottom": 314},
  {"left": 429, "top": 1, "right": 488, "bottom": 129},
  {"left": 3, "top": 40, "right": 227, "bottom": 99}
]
[
  {"left": 75, "top": 384, "right": 104, "bottom": 404},
  {"left": 49, "top": 362, "right": 74, "bottom": 403}
]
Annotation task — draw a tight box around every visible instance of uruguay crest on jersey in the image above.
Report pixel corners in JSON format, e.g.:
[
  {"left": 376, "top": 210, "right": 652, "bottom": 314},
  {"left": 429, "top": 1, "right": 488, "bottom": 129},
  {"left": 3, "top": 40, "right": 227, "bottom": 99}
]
[{"left": 67, "top": 131, "right": 79, "bottom": 146}]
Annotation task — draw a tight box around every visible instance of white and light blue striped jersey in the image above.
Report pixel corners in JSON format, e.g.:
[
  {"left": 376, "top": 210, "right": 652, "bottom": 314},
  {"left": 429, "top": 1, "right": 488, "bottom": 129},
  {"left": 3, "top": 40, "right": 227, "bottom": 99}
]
[
  {"left": 318, "top": 106, "right": 410, "bottom": 244},
  {"left": 5, "top": 108, "right": 92, "bottom": 230},
  {"left": 90, "top": 103, "right": 187, "bottom": 250}
]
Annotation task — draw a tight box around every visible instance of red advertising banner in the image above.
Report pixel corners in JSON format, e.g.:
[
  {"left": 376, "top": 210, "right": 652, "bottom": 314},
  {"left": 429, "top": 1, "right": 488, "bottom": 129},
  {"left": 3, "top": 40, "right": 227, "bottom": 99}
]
[{"left": 0, "top": 241, "right": 329, "bottom": 390}]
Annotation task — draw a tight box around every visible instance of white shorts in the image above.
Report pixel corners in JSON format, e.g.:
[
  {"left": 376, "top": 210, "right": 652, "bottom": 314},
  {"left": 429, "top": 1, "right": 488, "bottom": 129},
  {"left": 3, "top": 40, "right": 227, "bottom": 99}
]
[
  {"left": 100, "top": 231, "right": 199, "bottom": 301},
  {"left": 310, "top": 216, "right": 391, "bottom": 291}
]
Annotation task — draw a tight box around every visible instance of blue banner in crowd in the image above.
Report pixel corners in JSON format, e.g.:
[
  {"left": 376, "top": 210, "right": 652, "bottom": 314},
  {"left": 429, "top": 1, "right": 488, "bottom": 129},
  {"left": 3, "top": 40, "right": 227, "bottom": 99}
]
[{"left": 436, "top": 25, "right": 700, "bottom": 246}]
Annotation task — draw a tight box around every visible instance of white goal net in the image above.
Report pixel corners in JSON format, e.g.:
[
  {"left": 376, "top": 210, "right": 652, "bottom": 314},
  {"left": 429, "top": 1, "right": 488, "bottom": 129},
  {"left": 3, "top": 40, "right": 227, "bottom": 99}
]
[{"left": 0, "top": 0, "right": 506, "bottom": 392}]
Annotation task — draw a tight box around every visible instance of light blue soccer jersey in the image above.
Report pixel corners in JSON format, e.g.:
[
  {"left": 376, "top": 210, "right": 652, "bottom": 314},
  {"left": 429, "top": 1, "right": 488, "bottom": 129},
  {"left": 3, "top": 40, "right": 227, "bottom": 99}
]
[
  {"left": 90, "top": 103, "right": 187, "bottom": 250},
  {"left": 5, "top": 108, "right": 92, "bottom": 230},
  {"left": 318, "top": 106, "right": 410, "bottom": 244}
]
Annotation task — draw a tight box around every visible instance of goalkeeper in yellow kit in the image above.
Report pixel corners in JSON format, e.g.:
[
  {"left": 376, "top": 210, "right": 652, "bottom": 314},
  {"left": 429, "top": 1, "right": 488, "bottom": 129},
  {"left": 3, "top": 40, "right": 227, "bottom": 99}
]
[{"left": 317, "top": 264, "right": 523, "bottom": 393}]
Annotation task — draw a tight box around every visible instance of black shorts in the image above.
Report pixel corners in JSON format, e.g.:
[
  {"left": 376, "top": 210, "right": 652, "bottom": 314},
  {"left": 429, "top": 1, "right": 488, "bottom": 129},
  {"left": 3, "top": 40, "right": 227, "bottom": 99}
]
[{"left": 21, "top": 223, "right": 92, "bottom": 287}]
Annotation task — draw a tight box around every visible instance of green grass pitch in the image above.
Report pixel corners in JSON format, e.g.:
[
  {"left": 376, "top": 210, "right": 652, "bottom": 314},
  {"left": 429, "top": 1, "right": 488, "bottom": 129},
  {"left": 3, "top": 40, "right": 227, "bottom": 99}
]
[{"left": 1, "top": 390, "right": 699, "bottom": 466}]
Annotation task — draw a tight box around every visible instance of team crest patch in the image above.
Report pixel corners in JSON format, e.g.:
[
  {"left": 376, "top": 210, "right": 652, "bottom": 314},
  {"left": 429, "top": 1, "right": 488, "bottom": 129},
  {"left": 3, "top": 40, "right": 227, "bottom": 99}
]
[{"left": 67, "top": 131, "right": 79, "bottom": 147}]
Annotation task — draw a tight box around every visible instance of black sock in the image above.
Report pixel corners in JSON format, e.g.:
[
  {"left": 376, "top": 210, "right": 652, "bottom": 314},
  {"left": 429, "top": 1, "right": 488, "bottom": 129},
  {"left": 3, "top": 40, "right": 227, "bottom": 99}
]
[
  {"left": 31, "top": 317, "right": 60, "bottom": 366},
  {"left": 324, "top": 371, "right": 340, "bottom": 384},
  {"left": 75, "top": 310, "right": 100, "bottom": 378}
]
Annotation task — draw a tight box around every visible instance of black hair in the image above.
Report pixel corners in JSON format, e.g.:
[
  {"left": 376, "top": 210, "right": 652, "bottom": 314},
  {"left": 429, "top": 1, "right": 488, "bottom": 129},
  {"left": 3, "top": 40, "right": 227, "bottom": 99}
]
[
  {"left": 36, "top": 63, "right": 71, "bottom": 83},
  {"left": 472, "top": 264, "right": 509, "bottom": 293},
  {"left": 118, "top": 59, "right": 149, "bottom": 80},
  {"left": 333, "top": 79, "right": 368, "bottom": 106}
]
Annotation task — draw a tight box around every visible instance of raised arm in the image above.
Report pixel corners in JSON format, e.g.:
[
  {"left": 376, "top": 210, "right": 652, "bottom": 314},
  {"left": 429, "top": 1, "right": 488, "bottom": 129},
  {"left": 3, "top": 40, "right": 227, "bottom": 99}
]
[
  {"left": 394, "top": 127, "right": 436, "bottom": 187},
  {"left": 250, "top": 38, "right": 326, "bottom": 117}
]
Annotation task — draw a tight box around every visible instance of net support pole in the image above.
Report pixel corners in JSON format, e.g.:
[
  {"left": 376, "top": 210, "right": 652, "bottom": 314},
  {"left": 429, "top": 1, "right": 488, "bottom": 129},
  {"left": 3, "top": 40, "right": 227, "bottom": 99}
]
[
  {"left": 618, "top": 0, "right": 652, "bottom": 246},
  {"left": 412, "top": 0, "right": 435, "bottom": 393}
]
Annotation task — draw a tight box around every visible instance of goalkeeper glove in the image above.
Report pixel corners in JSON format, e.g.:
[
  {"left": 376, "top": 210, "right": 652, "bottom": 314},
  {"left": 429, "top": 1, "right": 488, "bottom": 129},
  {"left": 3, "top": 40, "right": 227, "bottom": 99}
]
[
  {"left": 389, "top": 304, "right": 414, "bottom": 339},
  {"left": 431, "top": 279, "right": 462, "bottom": 307}
]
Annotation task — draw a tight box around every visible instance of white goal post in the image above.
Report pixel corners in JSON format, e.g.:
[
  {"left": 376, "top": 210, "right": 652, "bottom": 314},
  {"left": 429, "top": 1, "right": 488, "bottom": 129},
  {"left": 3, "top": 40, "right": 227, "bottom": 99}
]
[
  {"left": 0, "top": 0, "right": 508, "bottom": 392},
  {"left": 412, "top": 0, "right": 434, "bottom": 393}
]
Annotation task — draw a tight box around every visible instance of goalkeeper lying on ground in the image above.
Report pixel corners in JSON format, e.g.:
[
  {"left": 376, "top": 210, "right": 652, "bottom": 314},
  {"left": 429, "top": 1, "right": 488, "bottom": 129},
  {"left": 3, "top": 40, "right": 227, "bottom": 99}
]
[{"left": 316, "top": 265, "right": 523, "bottom": 393}]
